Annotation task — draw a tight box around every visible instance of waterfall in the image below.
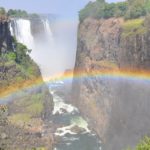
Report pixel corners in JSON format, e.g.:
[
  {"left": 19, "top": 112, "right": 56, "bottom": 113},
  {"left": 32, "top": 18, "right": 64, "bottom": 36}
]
[
  {"left": 42, "top": 19, "right": 53, "bottom": 39},
  {"left": 11, "top": 19, "right": 34, "bottom": 50},
  {"left": 9, "top": 22, "right": 14, "bottom": 36},
  {"left": 10, "top": 18, "right": 55, "bottom": 78},
  {"left": 10, "top": 17, "right": 77, "bottom": 79}
]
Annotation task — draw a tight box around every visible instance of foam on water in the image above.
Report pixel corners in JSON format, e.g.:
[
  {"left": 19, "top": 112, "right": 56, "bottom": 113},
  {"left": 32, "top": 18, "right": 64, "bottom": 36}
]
[
  {"left": 55, "top": 124, "right": 77, "bottom": 136},
  {"left": 52, "top": 94, "right": 78, "bottom": 115}
]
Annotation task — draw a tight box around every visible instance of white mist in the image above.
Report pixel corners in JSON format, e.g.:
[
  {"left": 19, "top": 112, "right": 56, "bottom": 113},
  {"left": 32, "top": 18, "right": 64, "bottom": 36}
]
[{"left": 10, "top": 17, "right": 78, "bottom": 80}]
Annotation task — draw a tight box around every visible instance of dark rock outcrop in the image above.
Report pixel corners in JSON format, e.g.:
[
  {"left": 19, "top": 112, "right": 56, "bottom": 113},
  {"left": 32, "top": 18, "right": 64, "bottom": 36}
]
[
  {"left": 72, "top": 17, "right": 150, "bottom": 150},
  {"left": 0, "top": 19, "right": 13, "bottom": 55}
]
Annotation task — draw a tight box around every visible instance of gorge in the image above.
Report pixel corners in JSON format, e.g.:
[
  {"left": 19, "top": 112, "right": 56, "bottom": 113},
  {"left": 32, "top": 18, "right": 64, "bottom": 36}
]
[
  {"left": 0, "top": 14, "right": 103, "bottom": 150},
  {"left": 1, "top": 0, "right": 150, "bottom": 149}
]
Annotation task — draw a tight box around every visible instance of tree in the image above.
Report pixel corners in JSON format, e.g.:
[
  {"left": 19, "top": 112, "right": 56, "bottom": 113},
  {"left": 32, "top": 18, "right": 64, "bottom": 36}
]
[
  {"left": 125, "top": 0, "right": 147, "bottom": 19},
  {"left": 79, "top": 0, "right": 150, "bottom": 21},
  {"left": 7, "top": 9, "right": 28, "bottom": 18},
  {"left": 79, "top": 0, "right": 106, "bottom": 21},
  {"left": 115, "top": 2, "right": 128, "bottom": 17},
  {"left": 15, "top": 43, "right": 28, "bottom": 64},
  {"left": 103, "top": 3, "right": 116, "bottom": 18}
]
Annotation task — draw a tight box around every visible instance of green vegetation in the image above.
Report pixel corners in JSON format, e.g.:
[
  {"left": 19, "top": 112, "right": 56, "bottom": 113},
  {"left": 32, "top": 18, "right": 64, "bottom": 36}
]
[
  {"left": 7, "top": 9, "right": 28, "bottom": 18},
  {"left": 127, "top": 136, "right": 150, "bottom": 150},
  {"left": 0, "top": 8, "right": 40, "bottom": 19},
  {"left": 79, "top": 0, "right": 150, "bottom": 22},
  {"left": 136, "top": 137, "right": 150, "bottom": 150},
  {"left": 1, "top": 39, "right": 39, "bottom": 78},
  {"left": 26, "top": 94, "right": 44, "bottom": 117},
  {"left": 5, "top": 52, "right": 16, "bottom": 61},
  {"left": 121, "top": 15, "right": 150, "bottom": 38},
  {"left": 8, "top": 92, "right": 46, "bottom": 127},
  {"left": 0, "top": 7, "right": 6, "bottom": 15},
  {"left": 122, "top": 18, "right": 147, "bottom": 37},
  {"left": 0, "top": 34, "right": 41, "bottom": 98},
  {"left": 9, "top": 113, "right": 31, "bottom": 125},
  {"left": 7, "top": 9, "right": 39, "bottom": 19},
  {"left": 7, "top": 9, "right": 40, "bottom": 19}
]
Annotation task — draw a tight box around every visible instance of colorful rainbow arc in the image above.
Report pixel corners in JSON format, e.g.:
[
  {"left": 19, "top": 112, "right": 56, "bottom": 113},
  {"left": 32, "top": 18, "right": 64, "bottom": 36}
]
[{"left": 1, "top": 69, "right": 150, "bottom": 99}]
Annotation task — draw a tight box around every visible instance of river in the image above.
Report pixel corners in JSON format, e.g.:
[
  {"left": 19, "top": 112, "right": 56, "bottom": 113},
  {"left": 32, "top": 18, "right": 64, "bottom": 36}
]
[{"left": 48, "top": 81, "right": 102, "bottom": 150}]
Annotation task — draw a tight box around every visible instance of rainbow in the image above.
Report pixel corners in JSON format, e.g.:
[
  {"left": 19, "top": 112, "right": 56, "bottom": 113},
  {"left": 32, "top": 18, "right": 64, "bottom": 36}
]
[
  {"left": 1, "top": 69, "right": 150, "bottom": 99},
  {"left": 46, "top": 69, "right": 150, "bottom": 83}
]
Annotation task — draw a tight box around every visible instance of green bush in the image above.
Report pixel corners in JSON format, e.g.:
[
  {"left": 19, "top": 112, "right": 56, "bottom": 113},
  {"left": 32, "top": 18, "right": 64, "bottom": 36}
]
[
  {"left": 5, "top": 52, "right": 16, "bottom": 61},
  {"left": 136, "top": 137, "right": 150, "bottom": 150}
]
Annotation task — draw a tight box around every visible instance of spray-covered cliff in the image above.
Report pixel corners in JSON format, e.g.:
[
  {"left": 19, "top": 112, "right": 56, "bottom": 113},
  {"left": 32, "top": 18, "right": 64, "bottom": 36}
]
[
  {"left": 73, "top": 6, "right": 150, "bottom": 150},
  {"left": 0, "top": 15, "right": 54, "bottom": 149}
]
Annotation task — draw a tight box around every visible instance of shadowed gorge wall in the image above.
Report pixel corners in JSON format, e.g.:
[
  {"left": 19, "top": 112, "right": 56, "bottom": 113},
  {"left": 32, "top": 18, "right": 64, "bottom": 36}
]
[{"left": 72, "top": 17, "right": 150, "bottom": 150}]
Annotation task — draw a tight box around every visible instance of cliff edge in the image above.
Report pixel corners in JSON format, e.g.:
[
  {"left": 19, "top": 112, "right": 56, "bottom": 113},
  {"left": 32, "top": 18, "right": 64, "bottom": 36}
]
[{"left": 73, "top": 16, "right": 150, "bottom": 150}]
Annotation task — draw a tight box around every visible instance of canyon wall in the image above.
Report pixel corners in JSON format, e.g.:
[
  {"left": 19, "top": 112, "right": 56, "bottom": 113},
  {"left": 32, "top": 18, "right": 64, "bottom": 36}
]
[
  {"left": 0, "top": 18, "right": 54, "bottom": 149},
  {"left": 73, "top": 17, "right": 150, "bottom": 150}
]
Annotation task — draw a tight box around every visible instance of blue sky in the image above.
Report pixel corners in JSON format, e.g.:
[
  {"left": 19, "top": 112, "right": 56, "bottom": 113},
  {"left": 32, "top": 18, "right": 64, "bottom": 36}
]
[{"left": 0, "top": 0, "right": 123, "bottom": 18}]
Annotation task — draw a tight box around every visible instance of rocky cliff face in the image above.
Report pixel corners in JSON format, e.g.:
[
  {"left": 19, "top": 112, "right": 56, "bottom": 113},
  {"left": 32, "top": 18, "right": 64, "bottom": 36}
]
[
  {"left": 0, "top": 18, "right": 54, "bottom": 149},
  {"left": 0, "top": 19, "right": 13, "bottom": 55},
  {"left": 73, "top": 17, "right": 150, "bottom": 150}
]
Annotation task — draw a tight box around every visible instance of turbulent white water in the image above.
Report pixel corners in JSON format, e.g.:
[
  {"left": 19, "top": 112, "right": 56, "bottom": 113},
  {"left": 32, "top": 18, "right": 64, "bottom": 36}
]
[
  {"left": 52, "top": 93, "right": 78, "bottom": 115},
  {"left": 10, "top": 17, "right": 77, "bottom": 79},
  {"left": 50, "top": 82, "right": 101, "bottom": 150}
]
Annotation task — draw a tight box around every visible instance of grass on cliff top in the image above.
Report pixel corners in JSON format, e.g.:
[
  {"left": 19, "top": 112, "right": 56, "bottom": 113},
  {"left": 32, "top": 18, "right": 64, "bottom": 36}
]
[{"left": 122, "top": 18, "right": 147, "bottom": 37}]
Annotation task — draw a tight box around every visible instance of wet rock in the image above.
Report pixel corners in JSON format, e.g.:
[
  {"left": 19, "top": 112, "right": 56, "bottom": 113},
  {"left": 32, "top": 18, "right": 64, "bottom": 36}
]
[
  {"left": 70, "top": 125, "right": 86, "bottom": 134},
  {"left": 60, "top": 108, "right": 68, "bottom": 114}
]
